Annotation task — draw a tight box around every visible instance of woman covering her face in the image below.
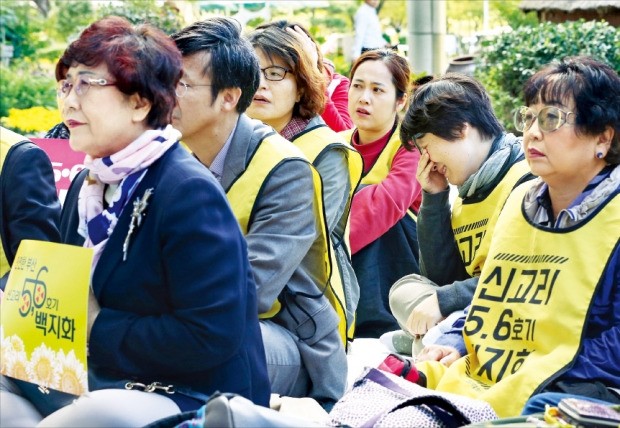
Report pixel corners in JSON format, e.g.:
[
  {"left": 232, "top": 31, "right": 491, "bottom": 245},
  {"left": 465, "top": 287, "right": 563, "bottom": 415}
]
[
  {"left": 413, "top": 56, "right": 620, "bottom": 417},
  {"left": 0, "top": 16, "right": 269, "bottom": 427},
  {"left": 342, "top": 49, "right": 422, "bottom": 339}
]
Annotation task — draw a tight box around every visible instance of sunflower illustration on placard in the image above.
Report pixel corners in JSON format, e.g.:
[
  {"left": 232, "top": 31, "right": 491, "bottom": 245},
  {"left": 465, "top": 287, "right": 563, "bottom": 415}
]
[
  {"left": 27, "top": 343, "right": 57, "bottom": 388},
  {"left": 54, "top": 349, "right": 88, "bottom": 395}
]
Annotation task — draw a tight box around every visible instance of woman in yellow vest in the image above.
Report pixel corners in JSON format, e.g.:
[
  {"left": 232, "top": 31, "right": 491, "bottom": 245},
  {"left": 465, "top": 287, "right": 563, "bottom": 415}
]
[
  {"left": 341, "top": 49, "right": 423, "bottom": 338},
  {"left": 246, "top": 21, "right": 363, "bottom": 345},
  {"left": 0, "top": 127, "right": 60, "bottom": 291},
  {"left": 387, "top": 74, "right": 534, "bottom": 356},
  {"left": 413, "top": 56, "right": 620, "bottom": 417}
]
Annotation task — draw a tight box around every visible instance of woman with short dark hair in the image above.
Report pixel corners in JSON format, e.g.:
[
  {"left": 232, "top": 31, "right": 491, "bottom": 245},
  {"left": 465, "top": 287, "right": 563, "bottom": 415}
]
[{"left": 414, "top": 56, "right": 620, "bottom": 417}]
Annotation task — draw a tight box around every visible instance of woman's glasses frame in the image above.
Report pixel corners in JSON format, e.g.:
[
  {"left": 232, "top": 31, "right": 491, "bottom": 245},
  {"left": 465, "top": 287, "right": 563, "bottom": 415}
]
[
  {"left": 260, "top": 66, "right": 291, "bottom": 82},
  {"left": 514, "top": 106, "right": 576, "bottom": 133},
  {"left": 57, "top": 78, "right": 116, "bottom": 99}
]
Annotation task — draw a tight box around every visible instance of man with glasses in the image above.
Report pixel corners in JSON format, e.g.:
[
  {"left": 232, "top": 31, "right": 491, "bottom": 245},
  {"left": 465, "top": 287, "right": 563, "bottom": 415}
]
[
  {"left": 383, "top": 74, "right": 534, "bottom": 358},
  {"left": 171, "top": 18, "right": 345, "bottom": 409}
]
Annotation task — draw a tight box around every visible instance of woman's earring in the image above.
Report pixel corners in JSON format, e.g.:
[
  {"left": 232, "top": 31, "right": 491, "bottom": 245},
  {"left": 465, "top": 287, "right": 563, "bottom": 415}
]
[{"left": 596, "top": 152, "right": 604, "bottom": 159}]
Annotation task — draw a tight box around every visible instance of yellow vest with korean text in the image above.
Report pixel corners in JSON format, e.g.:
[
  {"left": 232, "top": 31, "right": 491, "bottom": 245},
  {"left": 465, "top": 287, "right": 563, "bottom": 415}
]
[
  {"left": 418, "top": 182, "right": 620, "bottom": 417},
  {"left": 293, "top": 124, "right": 363, "bottom": 342},
  {"left": 451, "top": 159, "right": 531, "bottom": 277},
  {"left": 0, "top": 128, "right": 30, "bottom": 277},
  {"left": 226, "top": 133, "right": 347, "bottom": 343}
]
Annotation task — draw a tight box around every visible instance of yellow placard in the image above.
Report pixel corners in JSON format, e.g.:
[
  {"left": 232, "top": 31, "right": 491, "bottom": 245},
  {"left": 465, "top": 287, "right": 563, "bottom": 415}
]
[{"left": 1, "top": 240, "right": 92, "bottom": 395}]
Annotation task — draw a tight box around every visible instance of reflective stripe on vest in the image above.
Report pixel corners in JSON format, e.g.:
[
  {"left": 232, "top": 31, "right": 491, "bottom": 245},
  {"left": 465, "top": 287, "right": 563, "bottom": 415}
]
[
  {"left": 0, "top": 127, "right": 29, "bottom": 277},
  {"left": 226, "top": 133, "right": 332, "bottom": 325},
  {"left": 341, "top": 125, "right": 417, "bottom": 224},
  {"left": 293, "top": 124, "right": 364, "bottom": 343},
  {"left": 341, "top": 125, "right": 401, "bottom": 186},
  {"left": 451, "top": 159, "right": 532, "bottom": 277},
  {"left": 420, "top": 182, "right": 620, "bottom": 417}
]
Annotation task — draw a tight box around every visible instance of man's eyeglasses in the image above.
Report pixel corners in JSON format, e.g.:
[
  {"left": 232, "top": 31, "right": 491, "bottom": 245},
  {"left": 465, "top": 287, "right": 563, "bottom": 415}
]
[
  {"left": 411, "top": 132, "right": 425, "bottom": 154},
  {"left": 261, "top": 66, "right": 291, "bottom": 82},
  {"left": 514, "top": 106, "right": 576, "bottom": 133},
  {"left": 175, "top": 81, "right": 213, "bottom": 98},
  {"left": 57, "top": 78, "right": 116, "bottom": 99}
]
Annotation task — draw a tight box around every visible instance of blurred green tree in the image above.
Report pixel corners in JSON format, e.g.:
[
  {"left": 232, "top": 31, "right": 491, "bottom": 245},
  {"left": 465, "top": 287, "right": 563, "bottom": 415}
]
[
  {"left": 476, "top": 19, "right": 620, "bottom": 131},
  {"left": 0, "top": 2, "right": 48, "bottom": 60},
  {"left": 96, "top": 0, "right": 184, "bottom": 35},
  {"left": 54, "top": 1, "right": 94, "bottom": 40}
]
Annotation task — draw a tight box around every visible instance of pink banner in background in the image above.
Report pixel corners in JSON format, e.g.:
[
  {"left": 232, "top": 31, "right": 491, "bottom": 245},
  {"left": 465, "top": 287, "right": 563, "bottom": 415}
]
[{"left": 31, "top": 138, "right": 85, "bottom": 205}]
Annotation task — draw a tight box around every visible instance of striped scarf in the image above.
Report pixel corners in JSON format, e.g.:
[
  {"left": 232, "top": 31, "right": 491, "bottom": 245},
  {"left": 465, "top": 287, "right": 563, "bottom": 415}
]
[{"left": 77, "top": 125, "right": 180, "bottom": 271}]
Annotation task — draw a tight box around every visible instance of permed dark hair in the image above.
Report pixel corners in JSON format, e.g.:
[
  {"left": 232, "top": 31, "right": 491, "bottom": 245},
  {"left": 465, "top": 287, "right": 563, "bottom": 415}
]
[
  {"left": 56, "top": 16, "right": 182, "bottom": 129},
  {"left": 400, "top": 73, "right": 503, "bottom": 151},
  {"left": 172, "top": 17, "right": 260, "bottom": 113},
  {"left": 523, "top": 55, "right": 620, "bottom": 165}
]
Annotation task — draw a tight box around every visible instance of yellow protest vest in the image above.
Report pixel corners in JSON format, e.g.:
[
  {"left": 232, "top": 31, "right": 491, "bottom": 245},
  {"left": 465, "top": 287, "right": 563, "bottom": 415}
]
[
  {"left": 292, "top": 124, "right": 363, "bottom": 342},
  {"left": 341, "top": 127, "right": 400, "bottom": 187},
  {"left": 226, "top": 133, "right": 335, "bottom": 336},
  {"left": 418, "top": 182, "right": 620, "bottom": 417},
  {"left": 341, "top": 125, "right": 416, "bottom": 222},
  {"left": 0, "top": 127, "right": 30, "bottom": 277},
  {"left": 451, "top": 159, "right": 531, "bottom": 277}
]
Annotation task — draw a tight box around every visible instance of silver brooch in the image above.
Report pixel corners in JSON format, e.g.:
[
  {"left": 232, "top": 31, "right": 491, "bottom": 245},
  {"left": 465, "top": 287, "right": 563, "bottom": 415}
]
[{"left": 122, "top": 188, "right": 154, "bottom": 261}]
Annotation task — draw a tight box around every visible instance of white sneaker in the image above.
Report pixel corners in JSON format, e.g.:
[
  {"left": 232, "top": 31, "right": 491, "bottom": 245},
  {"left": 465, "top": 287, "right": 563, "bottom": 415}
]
[{"left": 379, "top": 330, "right": 414, "bottom": 356}]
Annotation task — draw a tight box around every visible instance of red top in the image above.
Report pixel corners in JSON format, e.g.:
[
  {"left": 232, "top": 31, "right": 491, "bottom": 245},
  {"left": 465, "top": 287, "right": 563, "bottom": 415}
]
[
  {"left": 321, "top": 74, "right": 354, "bottom": 132},
  {"left": 349, "top": 128, "right": 422, "bottom": 254}
]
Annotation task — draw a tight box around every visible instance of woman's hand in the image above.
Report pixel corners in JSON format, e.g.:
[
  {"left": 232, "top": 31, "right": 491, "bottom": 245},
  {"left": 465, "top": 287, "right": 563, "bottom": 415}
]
[
  {"left": 286, "top": 25, "right": 319, "bottom": 71},
  {"left": 416, "top": 150, "right": 448, "bottom": 194},
  {"left": 406, "top": 292, "right": 443, "bottom": 335},
  {"left": 416, "top": 344, "right": 461, "bottom": 366}
]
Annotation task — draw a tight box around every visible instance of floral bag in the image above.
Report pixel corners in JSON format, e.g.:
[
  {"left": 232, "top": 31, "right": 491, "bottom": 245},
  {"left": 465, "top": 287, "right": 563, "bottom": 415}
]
[{"left": 329, "top": 368, "right": 498, "bottom": 428}]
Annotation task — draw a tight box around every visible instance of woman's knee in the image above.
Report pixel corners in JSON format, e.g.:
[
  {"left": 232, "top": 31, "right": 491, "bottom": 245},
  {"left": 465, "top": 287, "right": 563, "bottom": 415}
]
[
  {"left": 389, "top": 274, "right": 437, "bottom": 325},
  {"left": 0, "top": 390, "right": 44, "bottom": 427},
  {"left": 38, "top": 389, "right": 180, "bottom": 428}
]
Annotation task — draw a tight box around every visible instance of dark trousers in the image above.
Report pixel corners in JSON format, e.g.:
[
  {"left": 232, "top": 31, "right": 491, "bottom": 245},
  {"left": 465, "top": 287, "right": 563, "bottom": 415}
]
[{"left": 352, "top": 214, "right": 420, "bottom": 338}]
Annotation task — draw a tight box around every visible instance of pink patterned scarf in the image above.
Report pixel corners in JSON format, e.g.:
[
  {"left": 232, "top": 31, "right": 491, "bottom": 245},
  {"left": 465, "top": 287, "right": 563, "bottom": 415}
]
[{"left": 77, "top": 125, "right": 180, "bottom": 272}]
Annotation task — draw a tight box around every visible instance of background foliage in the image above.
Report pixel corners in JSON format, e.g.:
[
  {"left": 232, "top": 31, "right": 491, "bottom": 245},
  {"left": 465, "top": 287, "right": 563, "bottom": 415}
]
[
  {"left": 1, "top": 0, "right": 618, "bottom": 136},
  {"left": 0, "top": 0, "right": 186, "bottom": 130},
  {"left": 0, "top": 63, "right": 57, "bottom": 119},
  {"left": 476, "top": 19, "right": 620, "bottom": 132}
]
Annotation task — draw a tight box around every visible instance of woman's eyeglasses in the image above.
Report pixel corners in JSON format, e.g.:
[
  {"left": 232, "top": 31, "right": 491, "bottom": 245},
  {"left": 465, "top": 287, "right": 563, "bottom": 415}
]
[
  {"left": 57, "top": 78, "right": 116, "bottom": 99},
  {"left": 260, "top": 66, "right": 291, "bottom": 82},
  {"left": 514, "top": 106, "right": 576, "bottom": 133}
]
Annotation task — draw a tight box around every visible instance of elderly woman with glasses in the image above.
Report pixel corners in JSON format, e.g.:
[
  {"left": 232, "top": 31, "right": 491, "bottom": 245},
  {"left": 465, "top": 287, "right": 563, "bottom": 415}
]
[
  {"left": 0, "top": 16, "right": 269, "bottom": 427},
  {"left": 407, "top": 56, "right": 620, "bottom": 417},
  {"left": 385, "top": 73, "right": 534, "bottom": 356}
]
